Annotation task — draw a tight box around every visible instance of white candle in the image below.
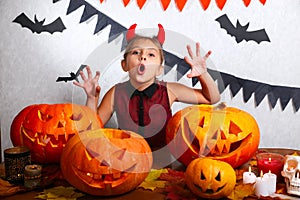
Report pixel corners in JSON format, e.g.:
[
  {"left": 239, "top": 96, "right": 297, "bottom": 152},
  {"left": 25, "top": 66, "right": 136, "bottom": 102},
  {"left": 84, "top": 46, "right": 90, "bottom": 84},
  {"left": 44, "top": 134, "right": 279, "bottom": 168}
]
[
  {"left": 243, "top": 166, "right": 257, "bottom": 184},
  {"left": 255, "top": 171, "right": 269, "bottom": 197},
  {"left": 263, "top": 171, "right": 277, "bottom": 194}
]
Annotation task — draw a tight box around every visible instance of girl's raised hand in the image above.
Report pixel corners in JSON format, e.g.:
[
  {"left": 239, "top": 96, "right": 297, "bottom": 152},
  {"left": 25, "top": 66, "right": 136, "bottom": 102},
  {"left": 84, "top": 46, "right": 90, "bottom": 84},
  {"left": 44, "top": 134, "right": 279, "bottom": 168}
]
[
  {"left": 184, "top": 42, "right": 211, "bottom": 78},
  {"left": 73, "top": 66, "right": 101, "bottom": 98}
]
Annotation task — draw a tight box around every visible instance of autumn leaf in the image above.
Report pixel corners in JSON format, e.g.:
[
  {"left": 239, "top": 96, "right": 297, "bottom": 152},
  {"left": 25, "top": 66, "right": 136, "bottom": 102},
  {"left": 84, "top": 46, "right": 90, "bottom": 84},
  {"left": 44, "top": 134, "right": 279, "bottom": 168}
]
[
  {"left": 138, "top": 168, "right": 168, "bottom": 191},
  {"left": 35, "top": 186, "right": 85, "bottom": 200},
  {"left": 227, "top": 183, "right": 255, "bottom": 200}
]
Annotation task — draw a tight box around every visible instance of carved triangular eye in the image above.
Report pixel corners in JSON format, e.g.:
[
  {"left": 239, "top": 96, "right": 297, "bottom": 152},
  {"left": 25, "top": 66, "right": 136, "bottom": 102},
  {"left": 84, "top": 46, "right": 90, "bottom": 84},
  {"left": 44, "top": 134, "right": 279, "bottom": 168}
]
[
  {"left": 113, "top": 148, "right": 126, "bottom": 160},
  {"left": 70, "top": 113, "right": 83, "bottom": 121},
  {"left": 229, "top": 121, "right": 242, "bottom": 136},
  {"left": 199, "top": 117, "right": 205, "bottom": 128},
  {"left": 215, "top": 171, "right": 221, "bottom": 181},
  {"left": 38, "top": 110, "right": 53, "bottom": 122},
  {"left": 200, "top": 170, "right": 206, "bottom": 180}
]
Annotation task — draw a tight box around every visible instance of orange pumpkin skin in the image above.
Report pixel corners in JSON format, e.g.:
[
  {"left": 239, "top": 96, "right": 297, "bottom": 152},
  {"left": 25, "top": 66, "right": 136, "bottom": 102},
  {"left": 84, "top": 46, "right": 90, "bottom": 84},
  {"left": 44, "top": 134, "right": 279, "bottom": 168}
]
[
  {"left": 166, "top": 104, "right": 260, "bottom": 168},
  {"left": 10, "top": 103, "right": 102, "bottom": 164},
  {"left": 185, "top": 157, "right": 236, "bottom": 199},
  {"left": 60, "top": 128, "right": 153, "bottom": 196}
]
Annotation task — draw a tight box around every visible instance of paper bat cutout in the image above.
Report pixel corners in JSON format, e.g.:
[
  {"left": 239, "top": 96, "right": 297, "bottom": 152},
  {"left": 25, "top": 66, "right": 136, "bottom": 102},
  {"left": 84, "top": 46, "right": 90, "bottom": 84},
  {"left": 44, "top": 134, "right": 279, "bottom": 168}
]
[
  {"left": 56, "top": 65, "right": 87, "bottom": 82},
  {"left": 12, "top": 13, "right": 66, "bottom": 34},
  {"left": 64, "top": 0, "right": 300, "bottom": 112},
  {"left": 215, "top": 14, "right": 270, "bottom": 44}
]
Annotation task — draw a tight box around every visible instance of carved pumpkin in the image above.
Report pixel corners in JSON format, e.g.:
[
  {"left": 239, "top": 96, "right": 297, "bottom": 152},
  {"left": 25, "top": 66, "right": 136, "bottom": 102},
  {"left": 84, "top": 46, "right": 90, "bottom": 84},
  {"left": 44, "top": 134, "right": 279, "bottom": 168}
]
[
  {"left": 10, "top": 103, "right": 102, "bottom": 164},
  {"left": 166, "top": 103, "right": 260, "bottom": 168},
  {"left": 185, "top": 157, "right": 236, "bottom": 199},
  {"left": 60, "top": 128, "right": 153, "bottom": 196}
]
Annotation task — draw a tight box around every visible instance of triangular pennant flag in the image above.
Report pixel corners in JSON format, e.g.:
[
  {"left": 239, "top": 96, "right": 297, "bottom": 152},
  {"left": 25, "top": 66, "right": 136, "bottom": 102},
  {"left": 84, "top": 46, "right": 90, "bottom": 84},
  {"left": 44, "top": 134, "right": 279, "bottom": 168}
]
[
  {"left": 80, "top": 3, "right": 98, "bottom": 23},
  {"left": 164, "top": 50, "right": 182, "bottom": 74},
  {"left": 137, "top": 0, "right": 147, "bottom": 9},
  {"left": 276, "top": 86, "right": 293, "bottom": 110},
  {"left": 176, "top": 59, "right": 190, "bottom": 81},
  {"left": 108, "top": 21, "right": 126, "bottom": 42},
  {"left": 199, "top": 0, "right": 211, "bottom": 10},
  {"left": 243, "top": 0, "right": 251, "bottom": 7},
  {"left": 216, "top": 0, "right": 227, "bottom": 10},
  {"left": 243, "top": 80, "right": 261, "bottom": 103},
  {"left": 175, "top": 0, "right": 188, "bottom": 11},
  {"left": 123, "top": 0, "right": 130, "bottom": 6},
  {"left": 160, "top": 0, "right": 171, "bottom": 10},
  {"left": 94, "top": 13, "right": 110, "bottom": 34},
  {"left": 267, "top": 88, "right": 279, "bottom": 109},
  {"left": 292, "top": 89, "right": 300, "bottom": 112},
  {"left": 229, "top": 77, "right": 243, "bottom": 97},
  {"left": 67, "top": 0, "right": 85, "bottom": 15},
  {"left": 254, "top": 84, "right": 270, "bottom": 106}
]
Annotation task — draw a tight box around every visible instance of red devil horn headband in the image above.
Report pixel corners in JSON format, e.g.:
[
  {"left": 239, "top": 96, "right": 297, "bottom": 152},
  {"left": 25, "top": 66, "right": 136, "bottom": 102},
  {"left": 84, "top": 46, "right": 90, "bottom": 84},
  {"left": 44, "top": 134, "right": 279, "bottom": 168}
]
[{"left": 126, "top": 24, "right": 165, "bottom": 45}]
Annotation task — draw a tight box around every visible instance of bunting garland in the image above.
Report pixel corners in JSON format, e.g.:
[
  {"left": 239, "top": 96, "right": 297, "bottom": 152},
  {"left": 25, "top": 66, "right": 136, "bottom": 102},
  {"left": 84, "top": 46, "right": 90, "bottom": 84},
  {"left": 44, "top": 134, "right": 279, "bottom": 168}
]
[
  {"left": 108, "top": 0, "right": 268, "bottom": 11},
  {"left": 65, "top": 0, "right": 300, "bottom": 112}
]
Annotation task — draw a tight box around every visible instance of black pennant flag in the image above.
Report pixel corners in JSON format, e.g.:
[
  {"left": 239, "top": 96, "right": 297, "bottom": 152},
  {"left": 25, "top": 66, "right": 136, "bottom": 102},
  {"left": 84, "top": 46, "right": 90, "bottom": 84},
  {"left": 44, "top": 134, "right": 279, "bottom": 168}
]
[{"left": 65, "top": 0, "right": 300, "bottom": 112}]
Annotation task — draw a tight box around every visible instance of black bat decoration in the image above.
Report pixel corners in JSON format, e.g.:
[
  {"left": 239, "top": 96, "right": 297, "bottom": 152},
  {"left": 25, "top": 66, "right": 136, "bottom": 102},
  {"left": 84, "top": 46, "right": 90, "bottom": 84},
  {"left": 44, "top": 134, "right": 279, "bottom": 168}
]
[
  {"left": 56, "top": 65, "right": 87, "bottom": 82},
  {"left": 12, "top": 12, "right": 66, "bottom": 34},
  {"left": 215, "top": 14, "right": 270, "bottom": 44}
]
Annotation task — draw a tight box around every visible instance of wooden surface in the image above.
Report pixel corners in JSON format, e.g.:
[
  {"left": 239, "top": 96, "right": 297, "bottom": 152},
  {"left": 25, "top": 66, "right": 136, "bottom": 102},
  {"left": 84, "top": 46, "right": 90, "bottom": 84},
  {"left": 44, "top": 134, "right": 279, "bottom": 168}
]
[{"left": 1, "top": 148, "right": 300, "bottom": 200}]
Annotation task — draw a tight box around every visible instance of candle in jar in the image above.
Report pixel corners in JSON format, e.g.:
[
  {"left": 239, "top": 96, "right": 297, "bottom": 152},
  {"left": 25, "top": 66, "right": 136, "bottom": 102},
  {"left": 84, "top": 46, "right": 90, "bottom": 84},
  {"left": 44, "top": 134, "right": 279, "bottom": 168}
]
[
  {"left": 256, "top": 152, "right": 284, "bottom": 179},
  {"left": 243, "top": 166, "right": 257, "bottom": 184}
]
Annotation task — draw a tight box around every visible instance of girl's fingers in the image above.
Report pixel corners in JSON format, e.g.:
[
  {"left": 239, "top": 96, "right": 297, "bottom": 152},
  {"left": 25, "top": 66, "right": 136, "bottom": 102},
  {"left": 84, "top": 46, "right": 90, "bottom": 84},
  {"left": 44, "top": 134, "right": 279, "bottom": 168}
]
[
  {"left": 204, "top": 50, "right": 212, "bottom": 61},
  {"left": 186, "top": 44, "right": 194, "bottom": 59},
  {"left": 196, "top": 42, "right": 200, "bottom": 57}
]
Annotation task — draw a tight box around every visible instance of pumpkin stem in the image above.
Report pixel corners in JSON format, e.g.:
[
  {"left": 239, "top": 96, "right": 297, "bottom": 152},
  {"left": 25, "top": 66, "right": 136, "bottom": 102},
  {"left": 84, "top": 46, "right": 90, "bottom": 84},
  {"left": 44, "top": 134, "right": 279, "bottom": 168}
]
[{"left": 214, "top": 102, "right": 227, "bottom": 110}]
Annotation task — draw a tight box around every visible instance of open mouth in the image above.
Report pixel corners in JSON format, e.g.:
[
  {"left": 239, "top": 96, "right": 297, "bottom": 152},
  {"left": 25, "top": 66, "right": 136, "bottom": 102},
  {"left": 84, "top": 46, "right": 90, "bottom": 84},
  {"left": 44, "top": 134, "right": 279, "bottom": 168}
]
[{"left": 137, "top": 64, "right": 145, "bottom": 75}]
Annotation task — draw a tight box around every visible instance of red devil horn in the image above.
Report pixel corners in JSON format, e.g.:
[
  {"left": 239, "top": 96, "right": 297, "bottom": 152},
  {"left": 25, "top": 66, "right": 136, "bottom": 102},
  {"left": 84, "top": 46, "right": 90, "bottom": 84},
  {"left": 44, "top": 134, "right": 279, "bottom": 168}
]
[
  {"left": 157, "top": 24, "right": 165, "bottom": 45},
  {"left": 126, "top": 23, "right": 137, "bottom": 42}
]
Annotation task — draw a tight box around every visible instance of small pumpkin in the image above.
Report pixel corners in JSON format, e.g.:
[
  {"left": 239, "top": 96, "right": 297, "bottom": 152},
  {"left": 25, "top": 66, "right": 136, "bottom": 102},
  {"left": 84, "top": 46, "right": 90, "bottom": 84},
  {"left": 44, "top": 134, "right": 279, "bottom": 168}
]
[
  {"left": 10, "top": 103, "right": 102, "bottom": 163},
  {"left": 185, "top": 157, "right": 236, "bottom": 199},
  {"left": 60, "top": 128, "right": 153, "bottom": 196},
  {"left": 166, "top": 103, "right": 260, "bottom": 168}
]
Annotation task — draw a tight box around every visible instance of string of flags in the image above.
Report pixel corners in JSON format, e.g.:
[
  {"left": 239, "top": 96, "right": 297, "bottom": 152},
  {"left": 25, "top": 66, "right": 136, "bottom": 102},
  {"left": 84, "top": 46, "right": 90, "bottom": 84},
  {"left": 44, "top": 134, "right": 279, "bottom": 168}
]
[{"left": 97, "top": 0, "right": 267, "bottom": 11}]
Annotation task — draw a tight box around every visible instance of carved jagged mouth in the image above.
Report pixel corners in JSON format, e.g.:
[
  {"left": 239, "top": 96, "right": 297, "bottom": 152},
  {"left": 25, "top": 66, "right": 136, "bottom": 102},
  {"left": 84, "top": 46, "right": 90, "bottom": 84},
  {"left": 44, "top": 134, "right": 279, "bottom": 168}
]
[
  {"left": 74, "top": 163, "right": 137, "bottom": 188},
  {"left": 21, "top": 126, "right": 76, "bottom": 148},
  {"left": 193, "top": 183, "right": 226, "bottom": 194}
]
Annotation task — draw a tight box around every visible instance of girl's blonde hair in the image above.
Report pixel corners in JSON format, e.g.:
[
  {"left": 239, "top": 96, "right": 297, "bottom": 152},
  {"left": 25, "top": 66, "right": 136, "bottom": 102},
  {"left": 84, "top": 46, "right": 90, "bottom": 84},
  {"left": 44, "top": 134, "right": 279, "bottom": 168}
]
[{"left": 123, "top": 35, "right": 164, "bottom": 65}]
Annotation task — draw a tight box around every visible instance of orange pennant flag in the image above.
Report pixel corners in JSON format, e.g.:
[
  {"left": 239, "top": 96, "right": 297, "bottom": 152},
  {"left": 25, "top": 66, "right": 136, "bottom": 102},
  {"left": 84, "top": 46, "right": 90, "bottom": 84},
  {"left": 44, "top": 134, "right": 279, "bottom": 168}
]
[
  {"left": 99, "top": 0, "right": 104, "bottom": 3},
  {"left": 216, "top": 0, "right": 226, "bottom": 10},
  {"left": 123, "top": 0, "right": 130, "bottom": 6},
  {"left": 175, "top": 0, "right": 188, "bottom": 11},
  {"left": 137, "top": 0, "right": 147, "bottom": 9},
  {"left": 199, "top": 0, "right": 211, "bottom": 10},
  {"left": 259, "top": 0, "right": 266, "bottom": 5},
  {"left": 160, "top": 0, "right": 171, "bottom": 10},
  {"left": 243, "top": 0, "right": 251, "bottom": 7}
]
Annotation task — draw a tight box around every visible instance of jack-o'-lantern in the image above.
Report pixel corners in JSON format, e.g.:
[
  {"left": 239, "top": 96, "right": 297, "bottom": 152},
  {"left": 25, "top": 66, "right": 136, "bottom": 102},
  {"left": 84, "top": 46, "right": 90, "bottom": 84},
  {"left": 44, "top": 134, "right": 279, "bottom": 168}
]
[
  {"left": 166, "top": 103, "right": 260, "bottom": 168},
  {"left": 10, "top": 103, "right": 102, "bottom": 163},
  {"left": 185, "top": 157, "right": 236, "bottom": 199},
  {"left": 60, "top": 128, "right": 153, "bottom": 196}
]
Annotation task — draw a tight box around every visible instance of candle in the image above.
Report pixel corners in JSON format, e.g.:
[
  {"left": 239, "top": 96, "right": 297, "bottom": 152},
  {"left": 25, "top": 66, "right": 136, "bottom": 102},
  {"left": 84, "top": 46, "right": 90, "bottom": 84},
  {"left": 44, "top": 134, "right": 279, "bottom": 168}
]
[
  {"left": 243, "top": 166, "right": 257, "bottom": 184},
  {"left": 24, "top": 164, "right": 42, "bottom": 188},
  {"left": 256, "top": 152, "right": 284, "bottom": 181},
  {"left": 263, "top": 171, "right": 277, "bottom": 194},
  {"left": 255, "top": 171, "right": 269, "bottom": 197}
]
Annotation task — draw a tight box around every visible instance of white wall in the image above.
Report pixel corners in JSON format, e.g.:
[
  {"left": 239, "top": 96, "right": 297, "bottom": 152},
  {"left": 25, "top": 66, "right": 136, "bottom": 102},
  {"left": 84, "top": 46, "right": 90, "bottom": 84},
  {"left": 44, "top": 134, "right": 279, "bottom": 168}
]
[{"left": 1, "top": 0, "right": 299, "bottom": 160}]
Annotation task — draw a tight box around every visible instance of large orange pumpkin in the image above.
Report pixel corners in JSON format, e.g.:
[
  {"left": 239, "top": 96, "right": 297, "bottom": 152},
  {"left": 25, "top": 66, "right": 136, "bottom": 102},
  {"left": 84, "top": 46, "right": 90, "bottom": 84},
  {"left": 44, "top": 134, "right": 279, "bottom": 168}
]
[
  {"left": 60, "top": 128, "right": 153, "bottom": 196},
  {"left": 10, "top": 103, "right": 102, "bottom": 164},
  {"left": 166, "top": 103, "right": 260, "bottom": 168},
  {"left": 185, "top": 157, "right": 236, "bottom": 199}
]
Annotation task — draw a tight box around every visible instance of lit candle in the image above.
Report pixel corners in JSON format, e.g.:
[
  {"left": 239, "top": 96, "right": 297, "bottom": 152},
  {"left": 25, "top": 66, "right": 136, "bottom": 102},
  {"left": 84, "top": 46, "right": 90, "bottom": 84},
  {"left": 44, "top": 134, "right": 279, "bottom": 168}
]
[
  {"left": 257, "top": 153, "right": 284, "bottom": 181},
  {"left": 243, "top": 166, "right": 257, "bottom": 184},
  {"left": 255, "top": 171, "right": 269, "bottom": 197},
  {"left": 263, "top": 170, "right": 277, "bottom": 195}
]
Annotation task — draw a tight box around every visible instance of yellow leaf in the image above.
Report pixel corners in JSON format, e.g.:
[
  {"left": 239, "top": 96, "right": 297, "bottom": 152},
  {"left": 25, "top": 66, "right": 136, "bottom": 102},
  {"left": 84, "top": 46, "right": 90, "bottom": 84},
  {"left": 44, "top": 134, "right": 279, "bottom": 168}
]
[
  {"left": 35, "top": 186, "right": 85, "bottom": 200},
  {"left": 228, "top": 183, "right": 255, "bottom": 200},
  {"left": 138, "top": 180, "right": 167, "bottom": 191},
  {"left": 138, "top": 168, "right": 168, "bottom": 191}
]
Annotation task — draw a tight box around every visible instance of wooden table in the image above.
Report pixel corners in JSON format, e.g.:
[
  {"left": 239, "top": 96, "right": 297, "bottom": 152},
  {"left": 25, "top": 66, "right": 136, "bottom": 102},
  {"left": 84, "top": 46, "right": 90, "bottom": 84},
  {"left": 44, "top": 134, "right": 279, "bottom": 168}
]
[{"left": 1, "top": 148, "right": 300, "bottom": 200}]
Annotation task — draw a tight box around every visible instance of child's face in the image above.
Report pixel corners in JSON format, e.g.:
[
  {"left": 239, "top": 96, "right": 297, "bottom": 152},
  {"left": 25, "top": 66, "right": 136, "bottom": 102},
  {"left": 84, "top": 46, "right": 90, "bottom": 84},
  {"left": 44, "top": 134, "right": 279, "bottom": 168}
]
[{"left": 122, "top": 38, "right": 163, "bottom": 86}]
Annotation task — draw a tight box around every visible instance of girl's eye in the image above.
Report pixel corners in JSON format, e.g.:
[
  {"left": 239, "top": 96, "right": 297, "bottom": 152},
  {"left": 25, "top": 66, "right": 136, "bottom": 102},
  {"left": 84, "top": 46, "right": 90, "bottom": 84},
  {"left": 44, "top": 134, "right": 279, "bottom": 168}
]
[
  {"left": 149, "top": 53, "right": 155, "bottom": 57},
  {"left": 131, "top": 50, "right": 140, "bottom": 55}
]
